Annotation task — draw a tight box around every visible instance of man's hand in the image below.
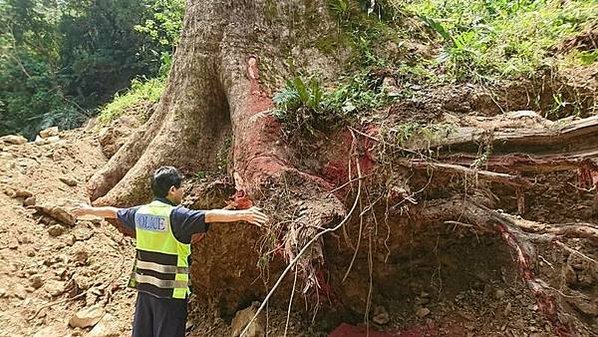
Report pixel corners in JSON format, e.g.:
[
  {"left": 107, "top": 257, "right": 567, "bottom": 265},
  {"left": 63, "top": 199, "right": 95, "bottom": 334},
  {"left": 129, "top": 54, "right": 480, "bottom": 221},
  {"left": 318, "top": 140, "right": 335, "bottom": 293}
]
[
  {"left": 71, "top": 203, "right": 93, "bottom": 218},
  {"left": 243, "top": 207, "right": 268, "bottom": 227}
]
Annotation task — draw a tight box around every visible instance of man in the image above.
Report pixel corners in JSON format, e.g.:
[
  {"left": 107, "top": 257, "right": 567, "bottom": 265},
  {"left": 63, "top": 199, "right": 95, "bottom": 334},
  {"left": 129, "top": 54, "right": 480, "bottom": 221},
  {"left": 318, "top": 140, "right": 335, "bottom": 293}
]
[{"left": 73, "top": 166, "right": 267, "bottom": 337}]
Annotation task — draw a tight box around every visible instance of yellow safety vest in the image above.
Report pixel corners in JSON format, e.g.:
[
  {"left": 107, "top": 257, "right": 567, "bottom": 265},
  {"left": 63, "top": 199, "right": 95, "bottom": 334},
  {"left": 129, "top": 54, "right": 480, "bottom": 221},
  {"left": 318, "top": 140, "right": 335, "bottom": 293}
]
[{"left": 128, "top": 200, "right": 191, "bottom": 299}]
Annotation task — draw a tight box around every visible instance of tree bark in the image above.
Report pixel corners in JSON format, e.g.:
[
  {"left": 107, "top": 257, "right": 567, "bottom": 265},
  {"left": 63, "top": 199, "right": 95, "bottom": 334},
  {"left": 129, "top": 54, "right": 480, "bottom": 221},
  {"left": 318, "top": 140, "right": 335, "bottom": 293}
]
[{"left": 90, "top": 0, "right": 344, "bottom": 204}]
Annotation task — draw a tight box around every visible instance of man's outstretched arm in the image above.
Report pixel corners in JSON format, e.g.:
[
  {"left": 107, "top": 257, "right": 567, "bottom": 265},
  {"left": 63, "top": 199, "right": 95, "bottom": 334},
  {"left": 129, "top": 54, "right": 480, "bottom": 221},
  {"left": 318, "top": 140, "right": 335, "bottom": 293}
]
[
  {"left": 72, "top": 205, "right": 120, "bottom": 219},
  {"left": 205, "top": 207, "right": 267, "bottom": 226}
]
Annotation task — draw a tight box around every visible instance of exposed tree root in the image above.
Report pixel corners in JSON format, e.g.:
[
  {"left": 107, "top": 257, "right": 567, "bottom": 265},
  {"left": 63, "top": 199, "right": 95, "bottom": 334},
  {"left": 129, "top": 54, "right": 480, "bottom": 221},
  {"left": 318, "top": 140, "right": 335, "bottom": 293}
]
[
  {"left": 416, "top": 196, "right": 597, "bottom": 336},
  {"left": 390, "top": 114, "right": 598, "bottom": 181},
  {"left": 240, "top": 157, "right": 361, "bottom": 337},
  {"left": 425, "top": 115, "right": 598, "bottom": 155},
  {"left": 407, "top": 161, "right": 533, "bottom": 188}
]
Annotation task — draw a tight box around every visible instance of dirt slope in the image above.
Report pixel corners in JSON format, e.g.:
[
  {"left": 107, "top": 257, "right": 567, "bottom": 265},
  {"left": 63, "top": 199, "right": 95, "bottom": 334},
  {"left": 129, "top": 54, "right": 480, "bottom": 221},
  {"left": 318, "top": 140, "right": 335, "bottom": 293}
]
[{"left": 0, "top": 127, "right": 136, "bottom": 337}]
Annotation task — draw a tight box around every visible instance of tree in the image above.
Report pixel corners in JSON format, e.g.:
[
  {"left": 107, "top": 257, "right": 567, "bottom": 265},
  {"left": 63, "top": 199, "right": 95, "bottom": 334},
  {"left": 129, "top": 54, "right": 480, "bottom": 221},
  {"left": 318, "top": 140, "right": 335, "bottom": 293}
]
[
  {"left": 0, "top": 0, "right": 74, "bottom": 137},
  {"left": 58, "top": 0, "right": 165, "bottom": 107},
  {"left": 88, "top": 0, "right": 346, "bottom": 314},
  {"left": 87, "top": 0, "right": 598, "bottom": 334},
  {"left": 0, "top": 0, "right": 178, "bottom": 138}
]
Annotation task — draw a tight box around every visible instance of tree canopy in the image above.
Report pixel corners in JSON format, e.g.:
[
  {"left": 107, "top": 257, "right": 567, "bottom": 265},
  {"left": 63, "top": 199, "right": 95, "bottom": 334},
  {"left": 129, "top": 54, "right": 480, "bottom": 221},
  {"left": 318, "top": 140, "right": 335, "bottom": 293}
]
[{"left": 0, "top": 0, "right": 184, "bottom": 138}]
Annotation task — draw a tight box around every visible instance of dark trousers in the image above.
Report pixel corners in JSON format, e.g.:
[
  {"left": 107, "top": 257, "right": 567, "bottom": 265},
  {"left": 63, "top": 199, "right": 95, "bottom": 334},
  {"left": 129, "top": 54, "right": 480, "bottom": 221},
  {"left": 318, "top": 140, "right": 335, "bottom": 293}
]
[{"left": 133, "top": 291, "right": 188, "bottom": 337}]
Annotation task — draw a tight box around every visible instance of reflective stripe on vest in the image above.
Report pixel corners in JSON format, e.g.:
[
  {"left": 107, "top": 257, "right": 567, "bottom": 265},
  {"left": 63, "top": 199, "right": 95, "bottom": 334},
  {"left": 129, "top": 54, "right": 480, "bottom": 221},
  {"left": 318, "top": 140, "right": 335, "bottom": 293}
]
[{"left": 128, "top": 200, "right": 191, "bottom": 299}]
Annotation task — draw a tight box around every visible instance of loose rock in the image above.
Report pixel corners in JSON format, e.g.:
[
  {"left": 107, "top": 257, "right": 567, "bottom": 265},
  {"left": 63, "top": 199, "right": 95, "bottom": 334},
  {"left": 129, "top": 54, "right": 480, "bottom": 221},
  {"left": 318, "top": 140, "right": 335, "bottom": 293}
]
[
  {"left": 48, "top": 224, "right": 66, "bottom": 237},
  {"left": 231, "top": 302, "right": 266, "bottom": 337},
  {"left": 0, "top": 151, "right": 14, "bottom": 159},
  {"left": 504, "top": 302, "right": 512, "bottom": 316},
  {"left": 10, "top": 283, "right": 28, "bottom": 299},
  {"left": 416, "top": 307, "right": 430, "bottom": 318},
  {"left": 35, "top": 204, "right": 76, "bottom": 226},
  {"left": 12, "top": 188, "right": 33, "bottom": 198},
  {"left": 32, "top": 324, "right": 69, "bottom": 337},
  {"left": 87, "top": 313, "right": 119, "bottom": 337},
  {"left": 35, "top": 135, "right": 60, "bottom": 145},
  {"left": 69, "top": 304, "right": 105, "bottom": 328},
  {"left": 74, "top": 274, "right": 92, "bottom": 290},
  {"left": 18, "top": 234, "right": 32, "bottom": 244},
  {"left": 30, "top": 274, "right": 44, "bottom": 289},
  {"left": 66, "top": 234, "right": 77, "bottom": 245},
  {"left": 59, "top": 176, "right": 78, "bottom": 187},
  {"left": 8, "top": 237, "right": 18, "bottom": 249},
  {"left": 566, "top": 292, "right": 598, "bottom": 316},
  {"left": 23, "top": 196, "right": 36, "bottom": 206},
  {"left": 372, "top": 305, "right": 390, "bottom": 325},
  {"left": 72, "top": 245, "right": 90, "bottom": 265},
  {"left": 39, "top": 126, "right": 59, "bottom": 138},
  {"left": 0, "top": 135, "right": 27, "bottom": 145},
  {"left": 43, "top": 279, "right": 65, "bottom": 297}
]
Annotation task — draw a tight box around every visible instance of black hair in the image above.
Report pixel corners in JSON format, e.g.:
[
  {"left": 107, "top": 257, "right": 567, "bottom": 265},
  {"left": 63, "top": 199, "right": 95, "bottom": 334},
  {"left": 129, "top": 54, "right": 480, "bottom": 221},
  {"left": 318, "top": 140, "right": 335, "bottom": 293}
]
[{"left": 151, "top": 166, "right": 183, "bottom": 197}]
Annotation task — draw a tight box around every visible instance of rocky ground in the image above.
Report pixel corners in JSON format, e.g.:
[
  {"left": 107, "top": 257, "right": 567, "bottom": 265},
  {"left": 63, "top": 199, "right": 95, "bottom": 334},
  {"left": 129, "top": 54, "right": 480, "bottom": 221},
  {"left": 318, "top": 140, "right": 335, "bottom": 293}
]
[{"left": 0, "top": 126, "right": 136, "bottom": 337}]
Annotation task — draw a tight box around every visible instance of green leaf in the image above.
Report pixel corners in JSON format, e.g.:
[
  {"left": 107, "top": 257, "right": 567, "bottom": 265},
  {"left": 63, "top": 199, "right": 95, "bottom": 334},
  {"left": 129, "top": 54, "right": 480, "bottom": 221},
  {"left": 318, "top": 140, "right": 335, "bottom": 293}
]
[
  {"left": 293, "top": 77, "right": 309, "bottom": 104},
  {"left": 419, "top": 15, "right": 453, "bottom": 45}
]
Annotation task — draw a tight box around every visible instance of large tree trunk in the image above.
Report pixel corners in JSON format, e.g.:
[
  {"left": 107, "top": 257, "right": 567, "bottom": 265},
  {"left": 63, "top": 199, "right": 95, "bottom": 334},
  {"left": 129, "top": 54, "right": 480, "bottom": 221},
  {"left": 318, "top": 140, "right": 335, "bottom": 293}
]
[
  {"left": 88, "top": 0, "right": 346, "bottom": 315},
  {"left": 88, "top": 0, "right": 343, "bottom": 205},
  {"left": 87, "top": 1, "right": 598, "bottom": 335}
]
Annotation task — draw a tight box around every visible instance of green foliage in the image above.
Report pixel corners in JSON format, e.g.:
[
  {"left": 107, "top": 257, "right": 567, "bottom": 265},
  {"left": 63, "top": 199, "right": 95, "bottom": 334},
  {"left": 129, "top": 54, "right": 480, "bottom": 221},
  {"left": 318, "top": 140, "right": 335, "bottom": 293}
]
[
  {"left": 576, "top": 50, "right": 598, "bottom": 65},
  {"left": 0, "top": 0, "right": 184, "bottom": 138},
  {"left": 194, "top": 170, "right": 207, "bottom": 180},
  {"left": 58, "top": 0, "right": 168, "bottom": 106},
  {"left": 135, "top": 0, "right": 185, "bottom": 47},
  {"left": 98, "top": 77, "right": 165, "bottom": 124},
  {"left": 560, "top": 49, "right": 598, "bottom": 67},
  {"left": 408, "top": 0, "right": 598, "bottom": 81},
  {"left": 383, "top": 122, "right": 457, "bottom": 148},
  {"left": 0, "top": 0, "right": 75, "bottom": 137},
  {"left": 326, "top": 71, "right": 396, "bottom": 112},
  {"left": 326, "top": 0, "right": 596, "bottom": 85},
  {"left": 329, "top": 0, "right": 354, "bottom": 21},
  {"left": 471, "top": 143, "right": 492, "bottom": 169},
  {"left": 134, "top": 0, "right": 185, "bottom": 76},
  {"left": 274, "top": 72, "right": 397, "bottom": 136},
  {"left": 327, "top": 0, "right": 406, "bottom": 67},
  {"left": 0, "top": 49, "right": 84, "bottom": 136},
  {"left": 273, "top": 77, "right": 329, "bottom": 136},
  {"left": 329, "top": 0, "right": 404, "bottom": 23}
]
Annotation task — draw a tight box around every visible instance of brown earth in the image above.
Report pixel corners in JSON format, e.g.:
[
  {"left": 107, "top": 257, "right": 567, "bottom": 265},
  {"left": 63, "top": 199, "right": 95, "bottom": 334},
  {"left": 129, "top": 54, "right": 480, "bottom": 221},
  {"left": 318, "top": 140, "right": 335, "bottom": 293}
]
[
  {"left": 0, "top": 126, "right": 136, "bottom": 337},
  {"left": 0, "top": 90, "right": 597, "bottom": 337}
]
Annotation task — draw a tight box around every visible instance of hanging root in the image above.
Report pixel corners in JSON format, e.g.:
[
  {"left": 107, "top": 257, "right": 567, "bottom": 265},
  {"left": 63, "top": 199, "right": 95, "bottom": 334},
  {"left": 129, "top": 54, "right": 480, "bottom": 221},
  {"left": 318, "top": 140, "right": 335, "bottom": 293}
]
[
  {"left": 495, "top": 222, "right": 572, "bottom": 336},
  {"left": 240, "top": 130, "right": 366, "bottom": 337}
]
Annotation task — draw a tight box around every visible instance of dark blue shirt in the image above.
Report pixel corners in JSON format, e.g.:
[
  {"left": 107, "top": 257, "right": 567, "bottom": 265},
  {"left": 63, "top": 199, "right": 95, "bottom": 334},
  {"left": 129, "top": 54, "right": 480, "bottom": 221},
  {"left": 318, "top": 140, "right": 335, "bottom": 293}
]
[{"left": 116, "top": 197, "right": 208, "bottom": 244}]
